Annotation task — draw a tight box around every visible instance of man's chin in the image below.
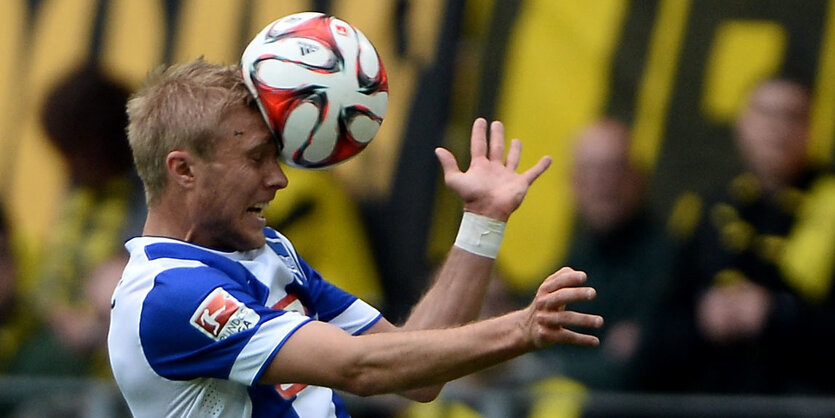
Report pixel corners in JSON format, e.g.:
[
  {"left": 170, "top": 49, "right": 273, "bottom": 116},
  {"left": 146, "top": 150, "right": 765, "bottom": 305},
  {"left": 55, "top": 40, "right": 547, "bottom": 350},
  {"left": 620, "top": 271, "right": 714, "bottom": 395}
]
[
  {"left": 222, "top": 232, "right": 266, "bottom": 252},
  {"left": 241, "top": 233, "right": 267, "bottom": 251}
]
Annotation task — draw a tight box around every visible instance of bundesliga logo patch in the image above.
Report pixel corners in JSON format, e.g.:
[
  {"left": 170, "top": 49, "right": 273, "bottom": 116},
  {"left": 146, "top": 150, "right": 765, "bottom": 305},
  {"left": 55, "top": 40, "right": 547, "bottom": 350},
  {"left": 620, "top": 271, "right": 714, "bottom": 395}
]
[{"left": 190, "top": 287, "right": 260, "bottom": 341}]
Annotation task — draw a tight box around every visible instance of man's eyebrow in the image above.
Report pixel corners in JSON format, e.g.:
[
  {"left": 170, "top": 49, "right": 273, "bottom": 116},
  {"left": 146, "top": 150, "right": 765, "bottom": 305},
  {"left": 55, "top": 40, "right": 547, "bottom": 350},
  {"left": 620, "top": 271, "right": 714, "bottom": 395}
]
[{"left": 245, "top": 136, "right": 276, "bottom": 154}]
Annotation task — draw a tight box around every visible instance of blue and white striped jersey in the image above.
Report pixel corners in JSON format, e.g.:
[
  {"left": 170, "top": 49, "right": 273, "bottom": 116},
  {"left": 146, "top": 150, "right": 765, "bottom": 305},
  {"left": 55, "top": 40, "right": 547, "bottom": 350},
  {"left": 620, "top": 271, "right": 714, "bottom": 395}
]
[{"left": 108, "top": 227, "right": 381, "bottom": 418}]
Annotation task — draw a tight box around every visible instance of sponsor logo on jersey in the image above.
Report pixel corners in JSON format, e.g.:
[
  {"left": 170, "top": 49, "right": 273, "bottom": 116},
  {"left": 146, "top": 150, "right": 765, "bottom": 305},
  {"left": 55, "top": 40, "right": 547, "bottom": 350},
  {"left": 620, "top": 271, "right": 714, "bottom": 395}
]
[{"left": 190, "top": 287, "right": 260, "bottom": 341}]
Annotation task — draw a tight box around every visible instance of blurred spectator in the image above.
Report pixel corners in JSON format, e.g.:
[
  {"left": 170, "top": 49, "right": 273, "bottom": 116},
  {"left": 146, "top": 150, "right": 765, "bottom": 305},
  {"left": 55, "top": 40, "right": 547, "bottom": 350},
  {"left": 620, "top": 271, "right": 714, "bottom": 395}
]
[
  {"left": 23, "top": 64, "right": 145, "bottom": 378},
  {"left": 0, "top": 203, "right": 24, "bottom": 415},
  {"left": 0, "top": 203, "right": 39, "bottom": 375},
  {"left": 0, "top": 204, "right": 17, "bottom": 368},
  {"left": 0, "top": 203, "right": 72, "bottom": 417},
  {"left": 533, "top": 119, "right": 674, "bottom": 392},
  {"left": 643, "top": 75, "right": 835, "bottom": 394},
  {"left": 0, "top": 203, "right": 130, "bottom": 418}
]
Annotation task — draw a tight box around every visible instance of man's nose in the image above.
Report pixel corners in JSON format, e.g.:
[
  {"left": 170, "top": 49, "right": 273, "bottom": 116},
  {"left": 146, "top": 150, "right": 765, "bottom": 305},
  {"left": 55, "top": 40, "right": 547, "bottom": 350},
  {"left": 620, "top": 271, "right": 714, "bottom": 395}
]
[{"left": 266, "top": 161, "right": 289, "bottom": 190}]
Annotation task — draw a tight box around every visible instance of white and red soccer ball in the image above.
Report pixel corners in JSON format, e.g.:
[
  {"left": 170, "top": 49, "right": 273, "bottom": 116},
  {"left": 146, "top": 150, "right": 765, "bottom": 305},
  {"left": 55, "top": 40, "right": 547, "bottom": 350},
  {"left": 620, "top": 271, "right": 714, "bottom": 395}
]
[{"left": 241, "top": 12, "right": 388, "bottom": 169}]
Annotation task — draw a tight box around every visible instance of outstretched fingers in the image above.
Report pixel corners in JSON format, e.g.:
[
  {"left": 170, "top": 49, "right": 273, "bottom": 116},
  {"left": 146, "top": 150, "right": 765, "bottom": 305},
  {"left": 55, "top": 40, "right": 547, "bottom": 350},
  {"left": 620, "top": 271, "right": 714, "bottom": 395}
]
[
  {"left": 538, "top": 268, "right": 589, "bottom": 295},
  {"left": 536, "top": 286, "right": 597, "bottom": 310},
  {"left": 470, "top": 118, "right": 488, "bottom": 160},
  {"left": 488, "top": 120, "right": 505, "bottom": 161},
  {"left": 537, "top": 310, "right": 603, "bottom": 330},
  {"left": 552, "top": 328, "right": 601, "bottom": 347},
  {"left": 505, "top": 139, "right": 522, "bottom": 171},
  {"left": 526, "top": 307, "right": 603, "bottom": 348},
  {"left": 521, "top": 155, "right": 553, "bottom": 184},
  {"left": 525, "top": 267, "right": 604, "bottom": 348}
]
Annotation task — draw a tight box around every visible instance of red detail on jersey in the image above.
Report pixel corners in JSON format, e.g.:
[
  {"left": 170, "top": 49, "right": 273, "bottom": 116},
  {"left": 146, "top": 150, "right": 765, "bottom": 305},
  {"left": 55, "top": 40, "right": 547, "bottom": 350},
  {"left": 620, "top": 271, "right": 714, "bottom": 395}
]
[
  {"left": 194, "top": 289, "right": 240, "bottom": 338},
  {"left": 272, "top": 293, "right": 310, "bottom": 316},
  {"left": 272, "top": 293, "right": 310, "bottom": 399},
  {"left": 276, "top": 382, "right": 308, "bottom": 399}
]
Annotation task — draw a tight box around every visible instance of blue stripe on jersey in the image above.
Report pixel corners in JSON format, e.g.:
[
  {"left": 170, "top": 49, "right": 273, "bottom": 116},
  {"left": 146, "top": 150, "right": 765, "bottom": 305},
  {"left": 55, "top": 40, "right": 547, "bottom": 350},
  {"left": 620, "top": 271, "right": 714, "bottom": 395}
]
[
  {"left": 263, "top": 227, "right": 280, "bottom": 239},
  {"left": 332, "top": 391, "right": 351, "bottom": 418},
  {"left": 295, "top": 260, "right": 355, "bottom": 323},
  {"left": 144, "top": 242, "right": 269, "bottom": 304},
  {"left": 266, "top": 240, "right": 291, "bottom": 259},
  {"left": 248, "top": 384, "right": 300, "bottom": 418},
  {"left": 247, "top": 382, "right": 351, "bottom": 418},
  {"left": 264, "top": 239, "right": 357, "bottom": 322},
  {"left": 139, "top": 266, "right": 285, "bottom": 380}
]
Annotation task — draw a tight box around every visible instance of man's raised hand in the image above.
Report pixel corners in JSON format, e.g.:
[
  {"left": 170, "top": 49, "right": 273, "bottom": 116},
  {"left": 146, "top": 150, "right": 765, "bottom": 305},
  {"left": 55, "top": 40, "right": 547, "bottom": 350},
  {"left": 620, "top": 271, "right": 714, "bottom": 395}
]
[{"left": 435, "top": 118, "right": 552, "bottom": 221}]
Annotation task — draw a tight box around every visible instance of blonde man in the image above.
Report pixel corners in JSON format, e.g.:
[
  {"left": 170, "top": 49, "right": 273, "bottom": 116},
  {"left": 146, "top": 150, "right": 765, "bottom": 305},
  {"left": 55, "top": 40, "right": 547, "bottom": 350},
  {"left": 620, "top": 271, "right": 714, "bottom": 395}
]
[{"left": 108, "top": 59, "right": 602, "bottom": 417}]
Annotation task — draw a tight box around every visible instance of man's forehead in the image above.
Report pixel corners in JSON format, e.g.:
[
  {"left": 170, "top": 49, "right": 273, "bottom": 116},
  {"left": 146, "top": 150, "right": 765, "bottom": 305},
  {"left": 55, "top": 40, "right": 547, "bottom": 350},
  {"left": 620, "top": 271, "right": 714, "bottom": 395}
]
[
  {"left": 220, "top": 107, "right": 269, "bottom": 133},
  {"left": 210, "top": 125, "right": 273, "bottom": 160},
  {"left": 750, "top": 81, "right": 808, "bottom": 107},
  {"left": 576, "top": 129, "right": 629, "bottom": 159}
]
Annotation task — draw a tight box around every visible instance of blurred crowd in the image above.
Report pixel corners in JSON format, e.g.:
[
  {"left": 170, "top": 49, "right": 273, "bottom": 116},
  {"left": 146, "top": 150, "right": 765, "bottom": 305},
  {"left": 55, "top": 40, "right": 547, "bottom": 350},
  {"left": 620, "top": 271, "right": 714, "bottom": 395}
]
[{"left": 0, "top": 62, "right": 834, "bottom": 418}]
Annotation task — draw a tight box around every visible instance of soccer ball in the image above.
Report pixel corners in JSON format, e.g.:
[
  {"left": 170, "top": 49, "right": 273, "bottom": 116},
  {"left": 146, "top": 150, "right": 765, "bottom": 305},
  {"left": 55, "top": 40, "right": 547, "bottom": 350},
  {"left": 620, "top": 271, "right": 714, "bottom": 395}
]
[{"left": 241, "top": 12, "right": 389, "bottom": 169}]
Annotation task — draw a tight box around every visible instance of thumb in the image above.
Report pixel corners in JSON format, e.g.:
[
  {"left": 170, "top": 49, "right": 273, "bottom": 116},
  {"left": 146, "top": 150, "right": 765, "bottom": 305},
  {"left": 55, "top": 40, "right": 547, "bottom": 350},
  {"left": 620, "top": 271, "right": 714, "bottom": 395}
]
[{"left": 435, "top": 147, "right": 460, "bottom": 177}]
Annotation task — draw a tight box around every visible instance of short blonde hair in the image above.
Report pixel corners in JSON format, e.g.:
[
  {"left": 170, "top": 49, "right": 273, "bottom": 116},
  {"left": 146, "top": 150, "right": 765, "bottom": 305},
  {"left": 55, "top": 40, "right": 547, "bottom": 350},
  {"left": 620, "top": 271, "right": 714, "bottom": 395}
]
[{"left": 126, "top": 59, "right": 258, "bottom": 206}]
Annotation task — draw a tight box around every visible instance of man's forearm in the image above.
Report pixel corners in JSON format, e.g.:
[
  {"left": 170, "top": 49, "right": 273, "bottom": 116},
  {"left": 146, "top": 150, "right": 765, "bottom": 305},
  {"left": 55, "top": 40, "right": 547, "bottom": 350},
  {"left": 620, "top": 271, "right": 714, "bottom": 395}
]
[
  {"left": 400, "top": 246, "right": 495, "bottom": 331},
  {"left": 262, "top": 267, "right": 602, "bottom": 398},
  {"left": 265, "top": 310, "right": 531, "bottom": 396}
]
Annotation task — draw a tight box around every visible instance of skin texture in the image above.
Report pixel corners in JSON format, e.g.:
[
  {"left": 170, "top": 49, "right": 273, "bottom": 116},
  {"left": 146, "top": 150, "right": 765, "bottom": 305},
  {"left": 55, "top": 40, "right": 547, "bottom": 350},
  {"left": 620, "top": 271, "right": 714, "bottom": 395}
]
[
  {"left": 143, "top": 105, "right": 288, "bottom": 251},
  {"left": 262, "top": 119, "right": 601, "bottom": 399}
]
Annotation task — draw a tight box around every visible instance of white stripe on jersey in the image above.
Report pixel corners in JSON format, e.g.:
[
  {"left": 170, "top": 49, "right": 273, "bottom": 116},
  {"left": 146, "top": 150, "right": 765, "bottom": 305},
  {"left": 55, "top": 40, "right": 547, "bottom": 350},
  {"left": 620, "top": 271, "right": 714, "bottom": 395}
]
[
  {"left": 230, "top": 312, "right": 311, "bottom": 385},
  {"left": 330, "top": 299, "right": 383, "bottom": 335}
]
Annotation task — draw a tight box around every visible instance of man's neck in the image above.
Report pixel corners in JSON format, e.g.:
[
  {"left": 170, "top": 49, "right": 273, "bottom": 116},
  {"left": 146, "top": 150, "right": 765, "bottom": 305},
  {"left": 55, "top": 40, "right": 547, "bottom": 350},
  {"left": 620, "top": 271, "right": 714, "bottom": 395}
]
[{"left": 142, "top": 201, "right": 190, "bottom": 241}]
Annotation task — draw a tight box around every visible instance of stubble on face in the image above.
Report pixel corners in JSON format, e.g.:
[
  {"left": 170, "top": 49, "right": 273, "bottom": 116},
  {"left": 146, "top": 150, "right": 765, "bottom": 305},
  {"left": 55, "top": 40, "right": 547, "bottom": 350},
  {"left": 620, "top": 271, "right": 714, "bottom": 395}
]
[{"left": 187, "top": 106, "right": 281, "bottom": 251}]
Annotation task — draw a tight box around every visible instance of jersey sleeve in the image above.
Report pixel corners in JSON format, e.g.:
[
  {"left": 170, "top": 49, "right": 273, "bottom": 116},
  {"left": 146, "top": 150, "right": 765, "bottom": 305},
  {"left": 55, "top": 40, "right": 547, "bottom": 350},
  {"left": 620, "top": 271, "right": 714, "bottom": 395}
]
[
  {"left": 293, "top": 254, "right": 382, "bottom": 335},
  {"left": 265, "top": 229, "right": 382, "bottom": 335},
  {"left": 138, "top": 266, "right": 311, "bottom": 386}
]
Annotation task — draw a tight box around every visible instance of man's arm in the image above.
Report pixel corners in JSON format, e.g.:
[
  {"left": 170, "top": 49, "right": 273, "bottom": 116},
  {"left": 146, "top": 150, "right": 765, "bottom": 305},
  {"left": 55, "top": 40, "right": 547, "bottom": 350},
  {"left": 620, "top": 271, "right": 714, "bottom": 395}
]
[
  {"left": 364, "top": 118, "right": 551, "bottom": 400},
  {"left": 396, "top": 118, "right": 551, "bottom": 331},
  {"left": 260, "top": 268, "right": 601, "bottom": 398}
]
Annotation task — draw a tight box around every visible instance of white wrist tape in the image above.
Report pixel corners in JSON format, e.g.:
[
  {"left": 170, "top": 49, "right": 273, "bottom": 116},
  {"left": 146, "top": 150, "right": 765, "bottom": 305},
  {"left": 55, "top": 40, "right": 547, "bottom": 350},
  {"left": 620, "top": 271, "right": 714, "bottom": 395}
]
[{"left": 454, "top": 212, "right": 507, "bottom": 259}]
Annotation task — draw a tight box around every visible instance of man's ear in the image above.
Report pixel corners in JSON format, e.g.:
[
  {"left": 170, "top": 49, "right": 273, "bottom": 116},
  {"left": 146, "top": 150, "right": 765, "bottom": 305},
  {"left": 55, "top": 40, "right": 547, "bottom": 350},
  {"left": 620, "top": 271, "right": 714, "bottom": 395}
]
[{"left": 166, "top": 150, "right": 197, "bottom": 188}]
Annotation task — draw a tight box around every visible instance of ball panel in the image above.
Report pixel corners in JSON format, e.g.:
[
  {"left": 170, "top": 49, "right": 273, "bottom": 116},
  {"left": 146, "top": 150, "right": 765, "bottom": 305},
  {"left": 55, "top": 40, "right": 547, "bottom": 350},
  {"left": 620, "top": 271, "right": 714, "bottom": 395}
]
[
  {"left": 260, "top": 38, "right": 339, "bottom": 73},
  {"left": 283, "top": 101, "right": 321, "bottom": 163},
  {"left": 255, "top": 57, "right": 332, "bottom": 89},
  {"left": 266, "top": 12, "right": 327, "bottom": 40},
  {"left": 355, "top": 30, "right": 380, "bottom": 80},
  {"left": 304, "top": 109, "right": 340, "bottom": 164},
  {"left": 347, "top": 114, "right": 381, "bottom": 144}
]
